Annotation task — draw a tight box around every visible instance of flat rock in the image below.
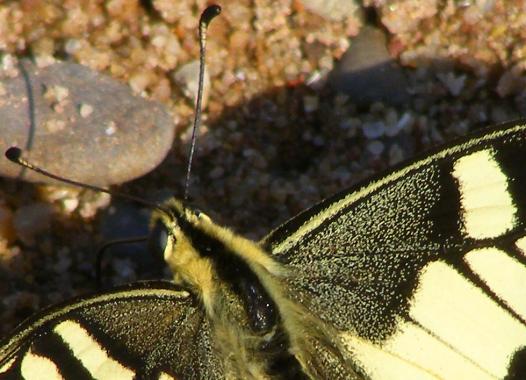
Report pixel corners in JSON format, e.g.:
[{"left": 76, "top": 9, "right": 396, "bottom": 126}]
[{"left": 0, "top": 59, "right": 175, "bottom": 186}]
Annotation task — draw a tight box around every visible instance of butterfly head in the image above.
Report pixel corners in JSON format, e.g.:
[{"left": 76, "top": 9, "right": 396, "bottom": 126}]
[
  {"left": 149, "top": 200, "right": 216, "bottom": 299},
  {"left": 148, "top": 198, "right": 286, "bottom": 324}
]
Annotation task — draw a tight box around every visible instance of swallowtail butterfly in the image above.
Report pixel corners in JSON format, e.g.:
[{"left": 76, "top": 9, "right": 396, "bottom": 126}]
[{"left": 1, "top": 4, "right": 525, "bottom": 380}]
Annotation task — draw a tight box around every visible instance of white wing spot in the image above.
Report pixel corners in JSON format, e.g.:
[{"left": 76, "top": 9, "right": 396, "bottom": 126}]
[
  {"left": 341, "top": 319, "right": 497, "bottom": 380},
  {"left": 465, "top": 247, "right": 526, "bottom": 321},
  {"left": 452, "top": 150, "right": 516, "bottom": 239},
  {"left": 340, "top": 332, "right": 442, "bottom": 380},
  {"left": 54, "top": 320, "right": 135, "bottom": 380},
  {"left": 21, "top": 347, "right": 63, "bottom": 379},
  {"left": 159, "top": 372, "right": 177, "bottom": 380},
  {"left": 409, "top": 261, "right": 526, "bottom": 379},
  {"left": 515, "top": 236, "right": 526, "bottom": 259}
]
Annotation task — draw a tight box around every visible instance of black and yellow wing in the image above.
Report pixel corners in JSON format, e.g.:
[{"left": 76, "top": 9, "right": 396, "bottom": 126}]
[
  {"left": 0, "top": 281, "right": 222, "bottom": 380},
  {"left": 263, "top": 120, "right": 526, "bottom": 379}
]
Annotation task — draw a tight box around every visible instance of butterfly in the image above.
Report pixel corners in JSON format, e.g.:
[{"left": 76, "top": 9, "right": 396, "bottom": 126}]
[{"left": 1, "top": 4, "right": 526, "bottom": 380}]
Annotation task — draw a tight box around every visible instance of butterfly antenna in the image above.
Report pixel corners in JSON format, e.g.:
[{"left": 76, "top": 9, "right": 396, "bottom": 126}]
[
  {"left": 5, "top": 147, "right": 171, "bottom": 214},
  {"left": 183, "top": 4, "right": 222, "bottom": 201}
]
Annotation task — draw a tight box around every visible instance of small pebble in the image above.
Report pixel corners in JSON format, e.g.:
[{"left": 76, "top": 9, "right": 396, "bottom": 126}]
[
  {"left": 53, "top": 250, "right": 72, "bottom": 273},
  {"left": 437, "top": 72, "right": 466, "bottom": 97},
  {"left": 13, "top": 202, "right": 54, "bottom": 246},
  {"left": 111, "top": 258, "right": 137, "bottom": 283},
  {"left": 43, "top": 85, "right": 69, "bottom": 103},
  {"left": 172, "top": 60, "right": 210, "bottom": 106},
  {"left": 496, "top": 68, "right": 526, "bottom": 98},
  {"left": 388, "top": 143, "right": 404, "bottom": 165},
  {"left": 301, "top": 0, "right": 360, "bottom": 21},
  {"left": 105, "top": 121, "right": 117, "bottom": 136},
  {"left": 209, "top": 166, "right": 225, "bottom": 179},
  {"left": 79, "top": 103, "right": 93, "bottom": 118},
  {"left": 303, "top": 95, "right": 319, "bottom": 113},
  {"left": 62, "top": 198, "right": 79, "bottom": 213},
  {"left": 362, "top": 121, "right": 386, "bottom": 139},
  {"left": 366, "top": 140, "right": 385, "bottom": 156}
]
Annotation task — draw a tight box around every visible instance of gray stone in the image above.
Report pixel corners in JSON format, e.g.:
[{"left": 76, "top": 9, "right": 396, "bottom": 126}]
[
  {"left": 0, "top": 59, "right": 175, "bottom": 186},
  {"left": 329, "top": 25, "right": 409, "bottom": 107},
  {"left": 13, "top": 202, "right": 54, "bottom": 246},
  {"left": 172, "top": 60, "right": 210, "bottom": 106}
]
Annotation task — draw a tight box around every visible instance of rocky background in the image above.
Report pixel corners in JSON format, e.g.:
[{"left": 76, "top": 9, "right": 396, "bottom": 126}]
[{"left": 0, "top": 0, "right": 525, "bottom": 337}]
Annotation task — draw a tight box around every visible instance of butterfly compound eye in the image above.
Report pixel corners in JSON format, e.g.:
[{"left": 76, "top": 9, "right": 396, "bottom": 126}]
[{"left": 148, "top": 220, "right": 169, "bottom": 262}]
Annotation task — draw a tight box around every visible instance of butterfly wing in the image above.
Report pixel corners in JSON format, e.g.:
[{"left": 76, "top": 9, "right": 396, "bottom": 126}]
[
  {"left": 262, "top": 121, "right": 526, "bottom": 379},
  {"left": 0, "top": 281, "right": 223, "bottom": 380}
]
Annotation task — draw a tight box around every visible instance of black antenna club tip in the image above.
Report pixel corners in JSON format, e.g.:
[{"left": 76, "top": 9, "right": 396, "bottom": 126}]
[
  {"left": 201, "top": 4, "right": 221, "bottom": 25},
  {"left": 5, "top": 147, "right": 22, "bottom": 162}
]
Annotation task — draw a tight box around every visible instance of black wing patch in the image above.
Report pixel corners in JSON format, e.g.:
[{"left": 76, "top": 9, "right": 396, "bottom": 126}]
[
  {"left": 263, "top": 120, "right": 526, "bottom": 379},
  {"left": 0, "top": 281, "right": 223, "bottom": 380}
]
